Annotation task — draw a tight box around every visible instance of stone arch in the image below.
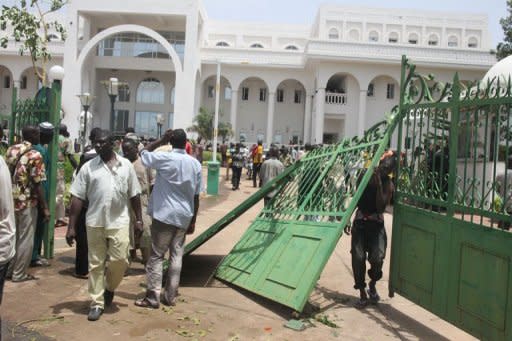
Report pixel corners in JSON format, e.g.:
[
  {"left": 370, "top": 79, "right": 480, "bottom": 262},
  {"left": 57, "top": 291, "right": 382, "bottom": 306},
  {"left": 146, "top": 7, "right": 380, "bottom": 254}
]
[
  {"left": 249, "top": 42, "right": 265, "bottom": 48},
  {"left": 0, "top": 65, "right": 14, "bottom": 115},
  {"left": 76, "top": 24, "right": 183, "bottom": 77},
  {"left": 447, "top": 35, "right": 459, "bottom": 47},
  {"left": 325, "top": 72, "right": 361, "bottom": 94},
  {"left": 348, "top": 29, "right": 360, "bottom": 42},
  {"left": 427, "top": 33, "right": 440, "bottom": 46},
  {"left": 388, "top": 31, "right": 400, "bottom": 43},
  {"left": 467, "top": 36, "right": 479, "bottom": 48},
  {"left": 328, "top": 27, "right": 340, "bottom": 40},
  {"left": 368, "top": 30, "right": 379, "bottom": 42},
  {"left": 274, "top": 78, "right": 307, "bottom": 144},
  {"left": 408, "top": 32, "right": 420, "bottom": 45}
]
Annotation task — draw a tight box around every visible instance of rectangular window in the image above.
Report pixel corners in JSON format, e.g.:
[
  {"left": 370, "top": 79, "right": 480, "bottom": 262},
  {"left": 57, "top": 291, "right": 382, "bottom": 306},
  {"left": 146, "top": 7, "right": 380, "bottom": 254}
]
[
  {"left": 224, "top": 87, "right": 232, "bottom": 100},
  {"left": 3, "top": 76, "right": 10, "bottom": 89},
  {"left": 207, "top": 85, "right": 215, "bottom": 98},
  {"left": 113, "top": 109, "right": 129, "bottom": 133},
  {"left": 135, "top": 111, "right": 160, "bottom": 137},
  {"left": 259, "top": 88, "right": 267, "bottom": 102},
  {"left": 242, "top": 87, "right": 249, "bottom": 101},
  {"left": 428, "top": 40, "right": 438, "bottom": 46},
  {"left": 118, "top": 85, "right": 130, "bottom": 102},
  {"left": 277, "top": 89, "right": 284, "bottom": 103},
  {"left": 386, "top": 84, "right": 395, "bottom": 99},
  {"left": 367, "top": 83, "right": 375, "bottom": 97},
  {"left": 294, "top": 90, "right": 302, "bottom": 104},
  {"left": 20, "top": 76, "right": 27, "bottom": 90}
]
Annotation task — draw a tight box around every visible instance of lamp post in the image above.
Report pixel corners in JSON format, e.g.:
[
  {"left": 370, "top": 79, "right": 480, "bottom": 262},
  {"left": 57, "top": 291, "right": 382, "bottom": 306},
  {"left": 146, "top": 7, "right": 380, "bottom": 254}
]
[
  {"left": 156, "top": 113, "right": 164, "bottom": 138},
  {"left": 206, "top": 61, "right": 221, "bottom": 195},
  {"left": 77, "top": 92, "right": 94, "bottom": 151},
  {"left": 101, "top": 77, "right": 119, "bottom": 132}
]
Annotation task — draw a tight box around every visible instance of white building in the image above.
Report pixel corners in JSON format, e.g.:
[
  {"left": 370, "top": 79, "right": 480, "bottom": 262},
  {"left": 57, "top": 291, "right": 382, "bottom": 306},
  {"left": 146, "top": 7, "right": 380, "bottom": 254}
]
[{"left": 0, "top": 1, "right": 496, "bottom": 145}]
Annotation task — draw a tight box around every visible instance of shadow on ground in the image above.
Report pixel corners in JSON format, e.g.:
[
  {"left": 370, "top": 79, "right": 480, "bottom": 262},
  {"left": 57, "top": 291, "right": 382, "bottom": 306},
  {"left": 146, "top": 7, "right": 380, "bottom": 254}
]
[{"left": 313, "top": 285, "right": 452, "bottom": 341}]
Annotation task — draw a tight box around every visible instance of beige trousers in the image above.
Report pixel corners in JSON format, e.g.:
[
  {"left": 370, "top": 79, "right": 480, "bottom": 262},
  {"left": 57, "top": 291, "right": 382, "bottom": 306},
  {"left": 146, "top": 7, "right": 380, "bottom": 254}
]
[
  {"left": 87, "top": 225, "right": 130, "bottom": 309},
  {"left": 7, "top": 207, "right": 37, "bottom": 280}
]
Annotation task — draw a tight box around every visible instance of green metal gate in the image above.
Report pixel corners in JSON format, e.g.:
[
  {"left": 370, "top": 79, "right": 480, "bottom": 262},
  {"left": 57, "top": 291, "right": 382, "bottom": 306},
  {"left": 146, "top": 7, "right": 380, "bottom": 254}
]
[
  {"left": 213, "top": 116, "right": 399, "bottom": 312},
  {"left": 9, "top": 84, "right": 62, "bottom": 258},
  {"left": 389, "top": 57, "right": 512, "bottom": 340}
]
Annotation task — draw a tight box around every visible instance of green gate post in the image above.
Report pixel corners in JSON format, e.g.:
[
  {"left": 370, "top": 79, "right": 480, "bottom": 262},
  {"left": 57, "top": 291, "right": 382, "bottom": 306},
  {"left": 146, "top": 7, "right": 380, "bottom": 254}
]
[
  {"left": 43, "top": 79, "right": 62, "bottom": 259},
  {"left": 9, "top": 85, "right": 18, "bottom": 145},
  {"left": 446, "top": 73, "right": 460, "bottom": 218}
]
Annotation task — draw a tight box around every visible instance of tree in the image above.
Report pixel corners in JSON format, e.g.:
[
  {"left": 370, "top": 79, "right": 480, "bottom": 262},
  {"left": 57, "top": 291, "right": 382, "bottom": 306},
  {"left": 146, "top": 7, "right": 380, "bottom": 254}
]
[
  {"left": 0, "top": 0, "right": 68, "bottom": 86},
  {"left": 187, "top": 107, "right": 233, "bottom": 143},
  {"left": 497, "top": 0, "right": 512, "bottom": 60}
]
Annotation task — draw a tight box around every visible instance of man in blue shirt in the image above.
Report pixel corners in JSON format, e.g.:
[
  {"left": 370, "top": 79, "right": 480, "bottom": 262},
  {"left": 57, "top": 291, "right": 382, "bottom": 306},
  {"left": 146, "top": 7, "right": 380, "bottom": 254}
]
[{"left": 135, "top": 128, "right": 202, "bottom": 309}]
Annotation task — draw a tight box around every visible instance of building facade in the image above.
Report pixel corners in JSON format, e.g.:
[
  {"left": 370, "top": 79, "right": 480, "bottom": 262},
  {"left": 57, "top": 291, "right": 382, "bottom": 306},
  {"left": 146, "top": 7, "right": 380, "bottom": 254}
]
[{"left": 0, "top": 1, "right": 496, "bottom": 145}]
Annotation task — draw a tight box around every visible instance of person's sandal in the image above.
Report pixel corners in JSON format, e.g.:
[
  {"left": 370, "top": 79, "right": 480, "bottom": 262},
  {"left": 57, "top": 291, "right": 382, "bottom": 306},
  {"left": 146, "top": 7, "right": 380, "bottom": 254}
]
[
  {"left": 134, "top": 297, "right": 159, "bottom": 309},
  {"left": 354, "top": 297, "right": 368, "bottom": 309},
  {"left": 12, "top": 274, "right": 38, "bottom": 282},
  {"left": 367, "top": 289, "right": 380, "bottom": 304}
]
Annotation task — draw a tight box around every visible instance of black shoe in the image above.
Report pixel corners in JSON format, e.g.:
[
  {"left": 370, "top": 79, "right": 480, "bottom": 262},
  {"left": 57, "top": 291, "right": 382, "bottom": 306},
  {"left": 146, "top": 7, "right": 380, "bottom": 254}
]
[
  {"left": 104, "top": 290, "right": 114, "bottom": 307},
  {"left": 87, "top": 307, "right": 103, "bottom": 321}
]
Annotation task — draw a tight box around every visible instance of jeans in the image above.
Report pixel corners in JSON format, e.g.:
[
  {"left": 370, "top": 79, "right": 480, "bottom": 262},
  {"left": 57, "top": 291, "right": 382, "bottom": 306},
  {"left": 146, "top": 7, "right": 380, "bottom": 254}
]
[
  {"left": 232, "top": 167, "right": 242, "bottom": 189},
  {"left": 252, "top": 163, "right": 261, "bottom": 187},
  {"left": 145, "top": 219, "right": 186, "bottom": 306},
  {"left": 350, "top": 219, "right": 387, "bottom": 290}
]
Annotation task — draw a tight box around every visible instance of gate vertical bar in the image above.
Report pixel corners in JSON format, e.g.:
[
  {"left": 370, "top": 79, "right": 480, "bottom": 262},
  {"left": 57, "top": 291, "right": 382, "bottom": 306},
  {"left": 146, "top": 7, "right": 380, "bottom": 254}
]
[
  {"left": 446, "top": 74, "right": 460, "bottom": 217},
  {"left": 389, "top": 56, "right": 408, "bottom": 298},
  {"left": 9, "top": 86, "right": 17, "bottom": 145},
  {"left": 44, "top": 81, "right": 62, "bottom": 258}
]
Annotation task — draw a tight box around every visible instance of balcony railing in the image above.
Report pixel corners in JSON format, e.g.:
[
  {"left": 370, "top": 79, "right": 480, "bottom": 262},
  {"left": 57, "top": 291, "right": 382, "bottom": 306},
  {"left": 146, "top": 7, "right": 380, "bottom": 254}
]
[{"left": 325, "top": 92, "right": 347, "bottom": 105}]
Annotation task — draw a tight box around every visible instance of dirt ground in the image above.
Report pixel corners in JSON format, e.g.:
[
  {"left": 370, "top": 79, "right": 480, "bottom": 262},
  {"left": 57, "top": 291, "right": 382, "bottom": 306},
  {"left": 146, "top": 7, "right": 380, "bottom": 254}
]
[{"left": 1, "top": 168, "right": 477, "bottom": 341}]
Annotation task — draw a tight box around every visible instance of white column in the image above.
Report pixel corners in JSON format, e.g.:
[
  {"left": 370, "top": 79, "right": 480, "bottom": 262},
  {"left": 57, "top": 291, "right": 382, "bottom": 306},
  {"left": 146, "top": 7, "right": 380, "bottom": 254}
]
[
  {"left": 266, "top": 92, "right": 276, "bottom": 146},
  {"left": 358, "top": 89, "right": 367, "bottom": 136},
  {"left": 304, "top": 92, "right": 313, "bottom": 143},
  {"left": 314, "top": 88, "right": 325, "bottom": 144},
  {"left": 230, "top": 90, "right": 238, "bottom": 140},
  {"left": 266, "top": 91, "right": 275, "bottom": 145}
]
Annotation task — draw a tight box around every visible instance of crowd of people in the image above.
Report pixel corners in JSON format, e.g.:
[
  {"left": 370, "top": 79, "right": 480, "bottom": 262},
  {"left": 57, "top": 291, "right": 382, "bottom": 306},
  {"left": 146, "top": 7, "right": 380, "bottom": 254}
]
[{"left": 0, "top": 122, "right": 397, "bottom": 322}]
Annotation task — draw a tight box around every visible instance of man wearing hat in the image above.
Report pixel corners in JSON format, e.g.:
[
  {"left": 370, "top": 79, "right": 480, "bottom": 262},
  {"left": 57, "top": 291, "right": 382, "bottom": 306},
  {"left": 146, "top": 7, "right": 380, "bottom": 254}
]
[
  {"left": 30, "top": 122, "right": 54, "bottom": 267},
  {"left": 56, "top": 124, "right": 77, "bottom": 227}
]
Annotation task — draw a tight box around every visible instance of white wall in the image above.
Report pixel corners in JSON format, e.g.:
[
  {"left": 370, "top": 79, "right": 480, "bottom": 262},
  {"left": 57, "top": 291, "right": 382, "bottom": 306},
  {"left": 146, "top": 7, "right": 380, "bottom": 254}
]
[
  {"left": 366, "top": 75, "right": 400, "bottom": 128},
  {"left": 237, "top": 78, "right": 268, "bottom": 142},
  {"left": 274, "top": 79, "right": 306, "bottom": 144}
]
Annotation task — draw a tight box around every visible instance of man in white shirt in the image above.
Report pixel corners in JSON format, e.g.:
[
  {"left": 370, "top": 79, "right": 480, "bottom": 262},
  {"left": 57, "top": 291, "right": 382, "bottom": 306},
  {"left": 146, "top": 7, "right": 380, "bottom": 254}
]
[
  {"left": 66, "top": 130, "right": 142, "bottom": 321},
  {"left": 0, "top": 154, "right": 15, "bottom": 304},
  {"left": 135, "top": 128, "right": 202, "bottom": 309}
]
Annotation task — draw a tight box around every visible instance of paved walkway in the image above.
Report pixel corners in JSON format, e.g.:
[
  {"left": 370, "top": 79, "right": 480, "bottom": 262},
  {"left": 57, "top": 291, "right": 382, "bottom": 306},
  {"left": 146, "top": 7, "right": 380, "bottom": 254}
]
[{"left": 1, "top": 168, "right": 476, "bottom": 340}]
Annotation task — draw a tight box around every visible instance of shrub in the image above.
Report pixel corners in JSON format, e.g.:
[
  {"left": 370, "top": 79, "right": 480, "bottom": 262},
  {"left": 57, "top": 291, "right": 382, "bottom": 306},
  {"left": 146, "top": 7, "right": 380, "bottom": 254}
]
[{"left": 202, "top": 151, "right": 221, "bottom": 165}]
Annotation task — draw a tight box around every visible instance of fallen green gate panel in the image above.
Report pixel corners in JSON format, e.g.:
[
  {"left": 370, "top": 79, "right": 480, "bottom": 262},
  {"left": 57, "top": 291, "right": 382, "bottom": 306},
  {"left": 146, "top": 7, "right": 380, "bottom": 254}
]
[
  {"left": 184, "top": 161, "right": 300, "bottom": 255},
  {"left": 215, "top": 115, "right": 399, "bottom": 312}
]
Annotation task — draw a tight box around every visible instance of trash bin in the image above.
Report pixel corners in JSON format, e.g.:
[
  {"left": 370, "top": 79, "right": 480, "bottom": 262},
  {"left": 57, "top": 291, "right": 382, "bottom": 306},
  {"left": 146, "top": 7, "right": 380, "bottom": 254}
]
[{"left": 207, "top": 161, "right": 220, "bottom": 195}]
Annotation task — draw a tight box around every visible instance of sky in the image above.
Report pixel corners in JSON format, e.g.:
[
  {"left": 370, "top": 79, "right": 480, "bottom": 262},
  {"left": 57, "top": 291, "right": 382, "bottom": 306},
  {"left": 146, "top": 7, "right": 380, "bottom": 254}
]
[{"left": 202, "top": 0, "right": 508, "bottom": 46}]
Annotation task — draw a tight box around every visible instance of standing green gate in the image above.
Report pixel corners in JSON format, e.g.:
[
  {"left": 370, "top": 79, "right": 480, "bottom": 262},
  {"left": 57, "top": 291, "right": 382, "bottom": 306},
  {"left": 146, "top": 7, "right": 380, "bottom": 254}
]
[
  {"left": 9, "top": 83, "right": 62, "bottom": 258},
  {"left": 390, "top": 57, "right": 512, "bottom": 340}
]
